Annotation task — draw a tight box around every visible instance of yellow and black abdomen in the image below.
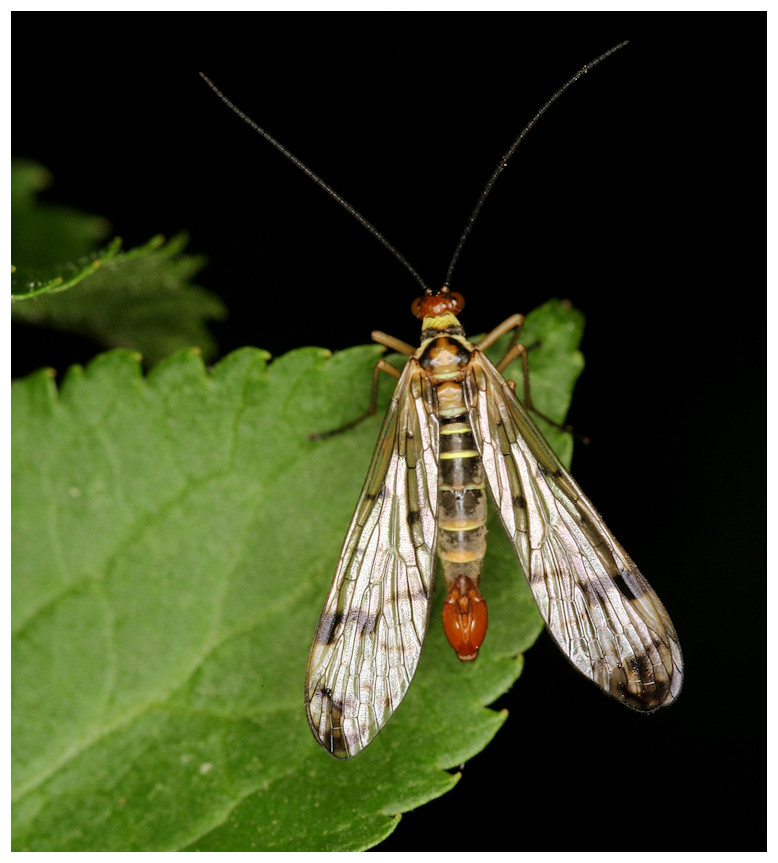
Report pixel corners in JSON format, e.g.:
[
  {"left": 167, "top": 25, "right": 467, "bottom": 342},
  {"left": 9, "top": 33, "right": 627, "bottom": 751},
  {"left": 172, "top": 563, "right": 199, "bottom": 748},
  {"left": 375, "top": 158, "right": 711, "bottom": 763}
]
[
  {"left": 419, "top": 334, "right": 489, "bottom": 660},
  {"left": 437, "top": 416, "right": 487, "bottom": 592}
]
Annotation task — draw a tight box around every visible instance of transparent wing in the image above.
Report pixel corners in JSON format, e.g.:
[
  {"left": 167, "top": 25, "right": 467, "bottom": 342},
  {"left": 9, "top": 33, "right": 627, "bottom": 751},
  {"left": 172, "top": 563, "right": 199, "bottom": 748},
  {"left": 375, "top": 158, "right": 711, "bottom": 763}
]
[
  {"left": 466, "top": 350, "right": 683, "bottom": 710},
  {"left": 305, "top": 358, "right": 440, "bottom": 758}
]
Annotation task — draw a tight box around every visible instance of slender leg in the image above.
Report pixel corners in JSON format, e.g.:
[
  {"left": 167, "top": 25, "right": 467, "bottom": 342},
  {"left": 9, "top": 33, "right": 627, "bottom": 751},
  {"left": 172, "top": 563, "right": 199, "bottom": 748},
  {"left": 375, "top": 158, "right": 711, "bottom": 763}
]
[
  {"left": 308, "top": 334, "right": 406, "bottom": 441},
  {"left": 476, "top": 314, "right": 525, "bottom": 352},
  {"left": 371, "top": 330, "right": 415, "bottom": 355},
  {"left": 479, "top": 315, "right": 582, "bottom": 440}
]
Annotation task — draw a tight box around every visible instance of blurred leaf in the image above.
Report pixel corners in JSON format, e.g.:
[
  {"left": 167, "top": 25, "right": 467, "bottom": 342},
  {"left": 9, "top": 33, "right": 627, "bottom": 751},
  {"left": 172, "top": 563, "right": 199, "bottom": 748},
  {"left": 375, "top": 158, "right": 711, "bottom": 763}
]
[
  {"left": 11, "top": 299, "right": 583, "bottom": 851},
  {"left": 11, "top": 161, "right": 226, "bottom": 365},
  {"left": 11, "top": 160, "right": 112, "bottom": 274}
]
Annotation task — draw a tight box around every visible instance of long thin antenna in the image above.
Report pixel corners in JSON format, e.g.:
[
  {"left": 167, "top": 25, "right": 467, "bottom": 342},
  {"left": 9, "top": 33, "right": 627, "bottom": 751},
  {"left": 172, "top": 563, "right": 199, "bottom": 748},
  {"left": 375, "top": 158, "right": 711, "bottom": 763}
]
[
  {"left": 443, "top": 40, "right": 629, "bottom": 289},
  {"left": 199, "top": 73, "right": 430, "bottom": 292}
]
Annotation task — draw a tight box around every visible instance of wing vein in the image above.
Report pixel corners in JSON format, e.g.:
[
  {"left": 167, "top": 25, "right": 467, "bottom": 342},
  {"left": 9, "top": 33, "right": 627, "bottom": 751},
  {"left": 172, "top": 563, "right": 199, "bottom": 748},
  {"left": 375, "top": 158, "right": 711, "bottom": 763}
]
[
  {"left": 467, "top": 350, "right": 683, "bottom": 711},
  {"left": 305, "top": 359, "right": 440, "bottom": 757}
]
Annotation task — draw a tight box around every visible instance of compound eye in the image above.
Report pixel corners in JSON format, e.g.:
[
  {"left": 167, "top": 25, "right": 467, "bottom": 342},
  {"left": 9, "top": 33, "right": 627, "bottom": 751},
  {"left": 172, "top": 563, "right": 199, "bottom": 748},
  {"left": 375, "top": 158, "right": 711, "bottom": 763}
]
[
  {"left": 411, "top": 296, "right": 424, "bottom": 318},
  {"left": 450, "top": 292, "right": 465, "bottom": 313}
]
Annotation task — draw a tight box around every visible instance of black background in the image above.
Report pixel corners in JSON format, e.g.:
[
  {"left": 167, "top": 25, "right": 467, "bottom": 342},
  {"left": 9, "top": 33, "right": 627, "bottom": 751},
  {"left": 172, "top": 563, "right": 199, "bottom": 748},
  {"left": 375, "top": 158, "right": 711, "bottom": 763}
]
[{"left": 12, "top": 11, "right": 765, "bottom": 852}]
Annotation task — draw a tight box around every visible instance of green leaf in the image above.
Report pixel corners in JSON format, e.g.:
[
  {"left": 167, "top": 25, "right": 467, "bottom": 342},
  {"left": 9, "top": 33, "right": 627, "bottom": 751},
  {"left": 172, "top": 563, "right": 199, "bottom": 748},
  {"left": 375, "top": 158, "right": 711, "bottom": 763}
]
[
  {"left": 11, "top": 160, "right": 112, "bottom": 275},
  {"left": 11, "top": 299, "right": 584, "bottom": 851},
  {"left": 11, "top": 160, "right": 226, "bottom": 365}
]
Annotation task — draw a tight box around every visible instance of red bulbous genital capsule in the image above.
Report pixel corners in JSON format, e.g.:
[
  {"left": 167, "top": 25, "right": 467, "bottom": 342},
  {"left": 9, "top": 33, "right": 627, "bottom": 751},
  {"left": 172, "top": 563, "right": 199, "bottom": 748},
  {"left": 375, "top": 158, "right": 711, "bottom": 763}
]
[{"left": 442, "top": 575, "right": 488, "bottom": 661}]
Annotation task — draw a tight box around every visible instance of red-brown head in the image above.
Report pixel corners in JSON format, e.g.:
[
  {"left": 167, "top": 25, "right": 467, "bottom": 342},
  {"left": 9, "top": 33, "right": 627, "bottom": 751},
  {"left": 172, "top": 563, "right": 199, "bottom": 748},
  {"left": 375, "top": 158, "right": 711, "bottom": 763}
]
[{"left": 411, "top": 288, "right": 465, "bottom": 320}]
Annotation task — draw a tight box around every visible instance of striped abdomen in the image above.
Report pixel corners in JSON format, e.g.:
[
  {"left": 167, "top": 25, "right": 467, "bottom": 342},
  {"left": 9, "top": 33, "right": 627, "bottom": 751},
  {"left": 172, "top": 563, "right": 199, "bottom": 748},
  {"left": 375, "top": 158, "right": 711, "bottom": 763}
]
[{"left": 421, "top": 335, "right": 488, "bottom": 661}]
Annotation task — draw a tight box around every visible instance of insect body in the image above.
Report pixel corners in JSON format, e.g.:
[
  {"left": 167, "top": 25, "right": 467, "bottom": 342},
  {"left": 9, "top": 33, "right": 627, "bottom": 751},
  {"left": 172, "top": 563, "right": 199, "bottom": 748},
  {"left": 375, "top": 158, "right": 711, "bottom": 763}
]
[
  {"left": 304, "top": 289, "right": 683, "bottom": 758},
  {"left": 201, "top": 42, "right": 683, "bottom": 762}
]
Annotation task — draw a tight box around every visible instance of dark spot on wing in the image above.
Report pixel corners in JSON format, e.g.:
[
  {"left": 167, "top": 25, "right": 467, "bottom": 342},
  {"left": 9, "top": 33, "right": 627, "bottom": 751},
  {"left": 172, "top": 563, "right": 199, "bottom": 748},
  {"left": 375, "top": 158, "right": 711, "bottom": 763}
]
[
  {"left": 328, "top": 692, "right": 348, "bottom": 757},
  {"left": 652, "top": 634, "right": 671, "bottom": 655},
  {"left": 613, "top": 569, "right": 647, "bottom": 601},
  {"left": 618, "top": 677, "right": 673, "bottom": 713},
  {"left": 366, "top": 485, "right": 388, "bottom": 503},
  {"left": 312, "top": 687, "right": 352, "bottom": 758},
  {"left": 315, "top": 613, "right": 341, "bottom": 644},
  {"left": 577, "top": 577, "right": 599, "bottom": 608},
  {"left": 412, "top": 585, "right": 430, "bottom": 602},
  {"left": 650, "top": 676, "right": 674, "bottom": 708},
  {"left": 576, "top": 510, "right": 606, "bottom": 549},
  {"left": 536, "top": 461, "right": 561, "bottom": 478},
  {"left": 624, "top": 655, "right": 642, "bottom": 678},
  {"left": 343, "top": 609, "right": 378, "bottom": 637},
  {"left": 317, "top": 609, "right": 379, "bottom": 643}
]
